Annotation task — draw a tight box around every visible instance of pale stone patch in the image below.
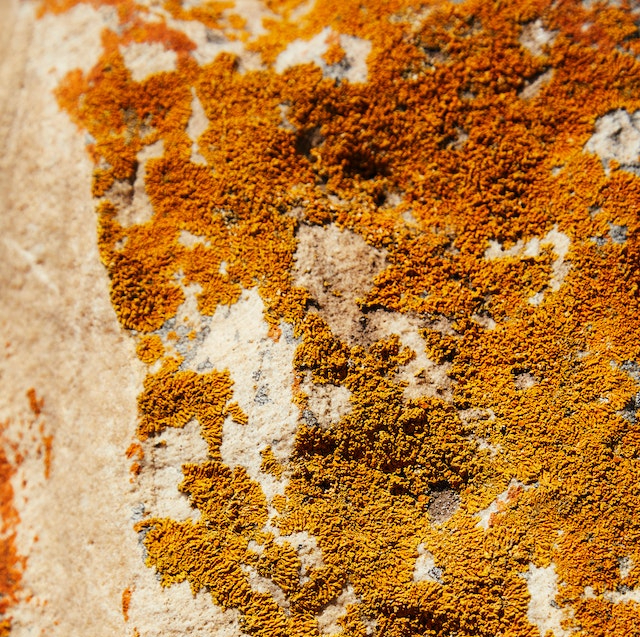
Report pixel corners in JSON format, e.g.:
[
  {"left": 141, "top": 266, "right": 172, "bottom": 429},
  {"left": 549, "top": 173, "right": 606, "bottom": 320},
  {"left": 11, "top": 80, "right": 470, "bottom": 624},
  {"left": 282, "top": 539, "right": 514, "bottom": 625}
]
[
  {"left": 288, "top": 0, "right": 315, "bottom": 23},
  {"left": 584, "top": 109, "right": 640, "bottom": 173},
  {"left": 336, "top": 34, "right": 371, "bottom": 84},
  {"left": 514, "top": 371, "right": 538, "bottom": 390},
  {"left": 294, "top": 224, "right": 454, "bottom": 400},
  {"left": 178, "top": 230, "right": 210, "bottom": 248},
  {"left": 187, "top": 89, "right": 209, "bottom": 165},
  {"left": 143, "top": 285, "right": 328, "bottom": 607},
  {"left": 275, "top": 28, "right": 331, "bottom": 75},
  {"left": 519, "top": 68, "right": 554, "bottom": 100},
  {"left": 137, "top": 464, "right": 199, "bottom": 522},
  {"left": 150, "top": 279, "right": 204, "bottom": 364},
  {"left": 241, "top": 564, "right": 290, "bottom": 609},
  {"left": 583, "top": 565, "right": 640, "bottom": 606},
  {"left": 137, "top": 419, "right": 208, "bottom": 522},
  {"left": 121, "top": 41, "right": 177, "bottom": 82},
  {"left": 459, "top": 408, "right": 501, "bottom": 457},
  {"left": 389, "top": 5, "right": 434, "bottom": 29},
  {"left": 277, "top": 531, "right": 325, "bottom": 583},
  {"left": 278, "top": 103, "right": 296, "bottom": 131},
  {"left": 539, "top": 226, "right": 571, "bottom": 297},
  {"left": 249, "top": 527, "right": 326, "bottom": 591},
  {"left": 275, "top": 27, "right": 371, "bottom": 84},
  {"left": 142, "top": 283, "right": 296, "bottom": 516},
  {"left": 475, "top": 479, "right": 534, "bottom": 530},
  {"left": 619, "top": 555, "right": 634, "bottom": 579},
  {"left": 302, "top": 375, "right": 352, "bottom": 429},
  {"left": 37, "top": 3, "right": 116, "bottom": 77},
  {"left": 520, "top": 19, "right": 557, "bottom": 57},
  {"left": 447, "top": 127, "right": 469, "bottom": 150},
  {"left": 582, "top": 0, "right": 621, "bottom": 8},
  {"left": 402, "top": 209, "right": 418, "bottom": 225},
  {"left": 369, "top": 312, "right": 454, "bottom": 401},
  {"left": 484, "top": 225, "right": 571, "bottom": 305},
  {"left": 182, "top": 289, "right": 299, "bottom": 502},
  {"left": 222, "top": 416, "right": 287, "bottom": 503},
  {"left": 293, "top": 223, "right": 388, "bottom": 345},
  {"left": 317, "top": 584, "right": 360, "bottom": 635},
  {"left": 128, "top": 577, "right": 247, "bottom": 637},
  {"left": 413, "top": 544, "right": 444, "bottom": 584},
  {"left": 363, "top": 616, "right": 378, "bottom": 635},
  {"left": 608, "top": 222, "right": 628, "bottom": 244},
  {"left": 471, "top": 312, "right": 496, "bottom": 330},
  {"left": 174, "top": 279, "right": 203, "bottom": 328},
  {"left": 521, "top": 564, "right": 574, "bottom": 637},
  {"left": 604, "top": 587, "right": 640, "bottom": 604},
  {"left": 113, "top": 140, "right": 164, "bottom": 227},
  {"left": 164, "top": 15, "right": 255, "bottom": 69},
  {"left": 158, "top": 0, "right": 274, "bottom": 69}
]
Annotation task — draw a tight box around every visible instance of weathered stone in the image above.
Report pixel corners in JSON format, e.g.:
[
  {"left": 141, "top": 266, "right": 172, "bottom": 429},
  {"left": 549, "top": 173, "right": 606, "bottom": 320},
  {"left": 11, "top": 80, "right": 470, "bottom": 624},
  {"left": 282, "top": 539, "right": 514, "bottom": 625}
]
[{"left": 2, "top": 1, "right": 640, "bottom": 635}]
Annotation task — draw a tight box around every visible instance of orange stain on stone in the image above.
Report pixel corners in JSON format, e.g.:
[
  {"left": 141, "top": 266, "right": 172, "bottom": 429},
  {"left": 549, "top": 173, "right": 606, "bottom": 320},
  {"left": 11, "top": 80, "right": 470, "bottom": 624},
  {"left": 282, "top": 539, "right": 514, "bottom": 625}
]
[
  {"left": 122, "top": 586, "right": 133, "bottom": 622},
  {"left": 0, "top": 425, "right": 24, "bottom": 636},
  {"left": 0, "top": 387, "right": 52, "bottom": 635}
]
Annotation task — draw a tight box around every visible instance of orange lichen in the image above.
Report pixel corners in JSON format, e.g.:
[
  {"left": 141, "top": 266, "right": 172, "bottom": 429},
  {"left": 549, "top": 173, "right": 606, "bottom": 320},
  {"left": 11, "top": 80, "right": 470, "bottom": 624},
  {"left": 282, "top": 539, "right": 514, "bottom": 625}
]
[
  {"left": 126, "top": 442, "right": 144, "bottom": 460},
  {"left": 0, "top": 422, "right": 24, "bottom": 635},
  {"left": 122, "top": 586, "right": 133, "bottom": 622},
  {"left": 26, "top": 388, "right": 44, "bottom": 417},
  {"left": 27, "top": 390, "right": 53, "bottom": 479},
  {"left": 51, "top": 0, "right": 640, "bottom": 634},
  {"left": 322, "top": 38, "right": 345, "bottom": 66},
  {"left": 136, "top": 335, "right": 164, "bottom": 365},
  {"left": 41, "top": 431, "right": 53, "bottom": 480},
  {"left": 137, "top": 364, "right": 234, "bottom": 454},
  {"left": 260, "top": 446, "right": 283, "bottom": 479},
  {"left": 224, "top": 401, "right": 248, "bottom": 426}
]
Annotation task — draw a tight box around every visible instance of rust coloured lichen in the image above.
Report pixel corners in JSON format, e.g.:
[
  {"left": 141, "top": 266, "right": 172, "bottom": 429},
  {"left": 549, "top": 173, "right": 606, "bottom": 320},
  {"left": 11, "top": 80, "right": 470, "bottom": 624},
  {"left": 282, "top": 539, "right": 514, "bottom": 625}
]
[
  {"left": 0, "top": 388, "right": 50, "bottom": 636},
  {"left": 43, "top": 0, "right": 640, "bottom": 635},
  {"left": 0, "top": 421, "right": 23, "bottom": 637}
]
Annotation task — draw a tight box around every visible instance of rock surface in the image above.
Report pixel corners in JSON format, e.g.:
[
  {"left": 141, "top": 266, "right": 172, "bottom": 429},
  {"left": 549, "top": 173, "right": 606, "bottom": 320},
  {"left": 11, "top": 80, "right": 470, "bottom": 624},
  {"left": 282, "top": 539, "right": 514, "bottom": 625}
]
[{"left": 2, "top": 1, "right": 640, "bottom": 636}]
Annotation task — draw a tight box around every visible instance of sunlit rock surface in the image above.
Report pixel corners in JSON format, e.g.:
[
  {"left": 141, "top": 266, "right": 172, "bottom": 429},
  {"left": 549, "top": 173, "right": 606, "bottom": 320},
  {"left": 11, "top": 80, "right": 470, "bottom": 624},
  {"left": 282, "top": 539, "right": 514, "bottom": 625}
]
[{"left": 2, "top": 1, "right": 640, "bottom": 636}]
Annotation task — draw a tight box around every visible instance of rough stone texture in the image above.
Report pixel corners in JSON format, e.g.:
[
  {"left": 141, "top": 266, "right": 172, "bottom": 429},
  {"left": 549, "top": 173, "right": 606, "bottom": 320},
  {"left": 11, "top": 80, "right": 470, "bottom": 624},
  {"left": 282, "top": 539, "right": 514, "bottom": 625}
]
[
  {"left": 3, "top": 1, "right": 640, "bottom": 636},
  {"left": 0, "top": 3, "right": 141, "bottom": 634},
  {"left": 0, "top": 3, "right": 239, "bottom": 635}
]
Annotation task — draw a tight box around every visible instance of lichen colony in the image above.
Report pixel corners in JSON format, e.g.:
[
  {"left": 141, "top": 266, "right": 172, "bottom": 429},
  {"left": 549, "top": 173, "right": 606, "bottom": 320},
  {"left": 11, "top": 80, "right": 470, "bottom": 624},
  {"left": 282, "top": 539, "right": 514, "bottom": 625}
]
[{"left": 36, "top": 0, "right": 640, "bottom": 634}]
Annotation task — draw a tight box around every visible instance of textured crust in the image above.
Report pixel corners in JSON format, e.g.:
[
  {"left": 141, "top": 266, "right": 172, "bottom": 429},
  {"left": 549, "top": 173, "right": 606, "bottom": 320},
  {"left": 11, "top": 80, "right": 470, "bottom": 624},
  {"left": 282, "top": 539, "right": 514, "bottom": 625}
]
[{"left": 9, "top": 0, "right": 640, "bottom": 635}]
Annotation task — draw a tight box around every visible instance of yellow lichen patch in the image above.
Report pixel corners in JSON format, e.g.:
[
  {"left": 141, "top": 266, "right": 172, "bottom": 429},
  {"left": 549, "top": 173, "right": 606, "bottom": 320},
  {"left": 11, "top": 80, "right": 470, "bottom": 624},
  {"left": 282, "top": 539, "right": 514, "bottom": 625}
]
[
  {"left": 260, "top": 445, "right": 283, "bottom": 479},
  {"left": 224, "top": 401, "right": 248, "bottom": 426},
  {"left": 136, "top": 335, "right": 164, "bottom": 365},
  {"left": 50, "top": 0, "right": 640, "bottom": 634},
  {"left": 322, "top": 37, "right": 345, "bottom": 67},
  {"left": 137, "top": 363, "right": 233, "bottom": 454}
]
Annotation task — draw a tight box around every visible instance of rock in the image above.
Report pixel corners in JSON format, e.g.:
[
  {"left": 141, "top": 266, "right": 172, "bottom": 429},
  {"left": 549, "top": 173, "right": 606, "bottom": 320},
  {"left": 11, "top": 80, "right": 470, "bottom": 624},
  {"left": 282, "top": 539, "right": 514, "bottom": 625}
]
[{"left": 2, "top": 1, "right": 640, "bottom": 636}]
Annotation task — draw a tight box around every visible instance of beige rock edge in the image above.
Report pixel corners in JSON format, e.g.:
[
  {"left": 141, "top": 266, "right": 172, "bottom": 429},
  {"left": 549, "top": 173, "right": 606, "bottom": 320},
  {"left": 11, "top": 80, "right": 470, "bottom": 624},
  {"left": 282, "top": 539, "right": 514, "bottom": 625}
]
[{"left": 0, "top": 2, "right": 224, "bottom": 635}]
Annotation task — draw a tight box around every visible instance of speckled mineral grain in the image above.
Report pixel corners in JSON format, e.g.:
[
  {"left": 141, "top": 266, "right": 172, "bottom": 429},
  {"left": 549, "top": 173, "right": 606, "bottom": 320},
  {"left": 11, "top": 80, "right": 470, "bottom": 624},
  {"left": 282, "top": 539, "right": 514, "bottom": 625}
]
[{"left": 1, "top": 1, "right": 640, "bottom": 636}]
